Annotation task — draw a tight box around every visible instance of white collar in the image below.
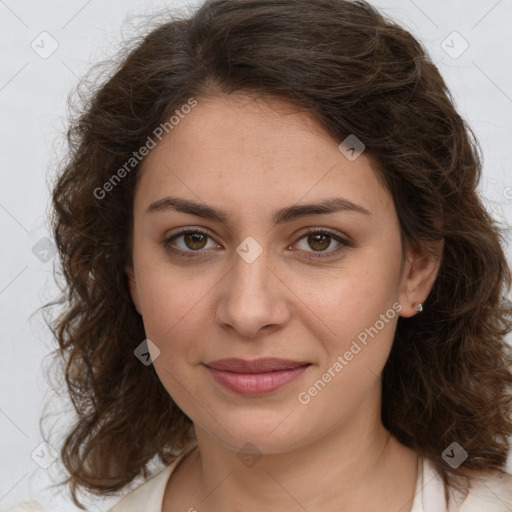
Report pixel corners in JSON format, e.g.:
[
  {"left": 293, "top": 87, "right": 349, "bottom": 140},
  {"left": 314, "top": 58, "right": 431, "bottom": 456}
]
[
  {"left": 108, "top": 444, "right": 197, "bottom": 512},
  {"left": 109, "top": 449, "right": 512, "bottom": 512}
]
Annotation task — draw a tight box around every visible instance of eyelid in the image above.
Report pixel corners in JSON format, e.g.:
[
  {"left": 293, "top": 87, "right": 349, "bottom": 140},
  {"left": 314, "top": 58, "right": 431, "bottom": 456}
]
[
  {"left": 163, "top": 226, "right": 352, "bottom": 259},
  {"left": 291, "top": 227, "right": 351, "bottom": 259},
  {"left": 163, "top": 227, "right": 220, "bottom": 254}
]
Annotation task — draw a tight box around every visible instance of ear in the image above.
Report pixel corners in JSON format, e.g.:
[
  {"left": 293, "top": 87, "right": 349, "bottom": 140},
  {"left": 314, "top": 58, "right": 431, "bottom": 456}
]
[
  {"left": 125, "top": 264, "right": 143, "bottom": 315},
  {"left": 398, "top": 238, "right": 443, "bottom": 318}
]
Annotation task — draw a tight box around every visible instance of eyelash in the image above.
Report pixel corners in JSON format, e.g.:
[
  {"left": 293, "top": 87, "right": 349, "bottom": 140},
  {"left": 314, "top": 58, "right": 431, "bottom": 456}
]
[{"left": 162, "top": 227, "right": 351, "bottom": 260}]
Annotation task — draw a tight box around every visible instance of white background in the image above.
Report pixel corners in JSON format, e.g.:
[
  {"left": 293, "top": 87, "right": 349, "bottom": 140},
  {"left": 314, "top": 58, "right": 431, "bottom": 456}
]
[{"left": 1, "top": 0, "right": 512, "bottom": 510}]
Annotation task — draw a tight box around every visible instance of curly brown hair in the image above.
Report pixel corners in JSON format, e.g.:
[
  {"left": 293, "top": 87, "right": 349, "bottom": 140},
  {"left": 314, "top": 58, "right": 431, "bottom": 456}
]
[{"left": 44, "top": 0, "right": 512, "bottom": 508}]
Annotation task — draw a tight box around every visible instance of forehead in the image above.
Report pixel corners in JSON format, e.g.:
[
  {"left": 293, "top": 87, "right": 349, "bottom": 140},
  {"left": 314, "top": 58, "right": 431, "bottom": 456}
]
[
  {"left": 145, "top": 93, "right": 337, "bottom": 170},
  {"left": 135, "top": 93, "right": 392, "bottom": 219}
]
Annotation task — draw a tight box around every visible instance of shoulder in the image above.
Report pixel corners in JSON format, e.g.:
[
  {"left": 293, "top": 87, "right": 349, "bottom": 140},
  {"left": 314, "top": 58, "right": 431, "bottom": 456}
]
[
  {"left": 455, "top": 467, "right": 512, "bottom": 511},
  {"left": 3, "top": 502, "right": 51, "bottom": 511},
  {"left": 419, "top": 457, "right": 512, "bottom": 512},
  {"left": 108, "top": 444, "right": 198, "bottom": 512},
  {"left": 3, "top": 466, "right": 177, "bottom": 512},
  {"left": 6, "top": 446, "right": 198, "bottom": 512}
]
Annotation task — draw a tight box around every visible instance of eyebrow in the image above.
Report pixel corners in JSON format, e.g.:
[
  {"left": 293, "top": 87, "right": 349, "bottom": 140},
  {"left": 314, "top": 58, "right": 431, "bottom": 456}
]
[{"left": 145, "top": 195, "right": 371, "bottom": 225}]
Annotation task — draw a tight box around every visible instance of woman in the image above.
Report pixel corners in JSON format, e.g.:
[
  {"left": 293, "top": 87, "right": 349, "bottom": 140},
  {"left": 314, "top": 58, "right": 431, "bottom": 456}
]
[{"left": 12, "top": 0, "right": 512, "bottom": 510}]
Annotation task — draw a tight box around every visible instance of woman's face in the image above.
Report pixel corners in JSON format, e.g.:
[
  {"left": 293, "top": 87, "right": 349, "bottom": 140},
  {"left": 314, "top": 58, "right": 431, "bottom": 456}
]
[{"left": 127, "top": 93, "right": 437, "bottom": 454}]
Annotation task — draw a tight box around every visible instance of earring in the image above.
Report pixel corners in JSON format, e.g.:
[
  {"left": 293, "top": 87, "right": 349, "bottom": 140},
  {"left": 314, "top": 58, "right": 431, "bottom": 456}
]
[{"left": 414, "top": 303, "right": 423, "bottom": 313}]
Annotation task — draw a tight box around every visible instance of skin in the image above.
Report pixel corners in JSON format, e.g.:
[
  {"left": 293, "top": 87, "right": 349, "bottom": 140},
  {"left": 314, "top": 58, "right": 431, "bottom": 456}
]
[{"left": 126, "top": 92, "right": 443, "bottom": 512}]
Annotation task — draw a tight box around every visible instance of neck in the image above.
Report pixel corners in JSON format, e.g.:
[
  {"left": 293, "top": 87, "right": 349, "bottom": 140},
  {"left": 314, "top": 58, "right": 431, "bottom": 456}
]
[{"left": 171, "top": 407, "right": 418, "bottom": 511}]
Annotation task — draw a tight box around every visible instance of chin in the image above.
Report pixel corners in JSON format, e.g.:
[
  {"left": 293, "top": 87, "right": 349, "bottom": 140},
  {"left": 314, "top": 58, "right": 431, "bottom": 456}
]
[{"left": 196, "top": 410, "right": 316, "bottom": 455}]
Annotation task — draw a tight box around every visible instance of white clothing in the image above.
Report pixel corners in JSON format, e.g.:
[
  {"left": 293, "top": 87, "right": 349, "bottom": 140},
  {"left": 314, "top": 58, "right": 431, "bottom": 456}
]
[{"left": 8, "top": 446, "right": 512, "bottom": 511}]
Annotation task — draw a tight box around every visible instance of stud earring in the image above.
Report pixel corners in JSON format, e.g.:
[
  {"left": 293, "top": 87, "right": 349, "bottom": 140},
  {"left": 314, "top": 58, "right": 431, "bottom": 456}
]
[{"left": 414, "top": 303, "right": 423, "bottom": 313}]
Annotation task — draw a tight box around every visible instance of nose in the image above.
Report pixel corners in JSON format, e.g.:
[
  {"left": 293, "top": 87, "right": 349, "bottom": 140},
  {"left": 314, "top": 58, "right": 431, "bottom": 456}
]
[{"left": 214, "top": 244, "right": 291, "bottom": 339}]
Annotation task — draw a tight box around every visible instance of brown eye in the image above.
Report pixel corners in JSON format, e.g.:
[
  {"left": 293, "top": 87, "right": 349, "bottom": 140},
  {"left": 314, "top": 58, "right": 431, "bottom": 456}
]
[
  {"left": 164, "top": 228, "right": 219, "bottom": 256},
  {"left": 183, "top": 232, "right": 208, "bottom": 250},
  {"left": 293, "top": 229, "right": 351, "bottom": 259},
  {"left": 307, "top": 232, "right": 332, "bottom": 251},
  {"left": 163, "top": 227, "right": 351, "bottom": 260}
]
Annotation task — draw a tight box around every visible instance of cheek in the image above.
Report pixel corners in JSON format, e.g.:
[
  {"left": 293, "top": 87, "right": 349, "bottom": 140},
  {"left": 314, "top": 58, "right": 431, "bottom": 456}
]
[
  {"left": 136, "top": 266, "right": 207, "bottom": 399},
  {"left": 298, "top": 253, "right": 401, "bottom": 360},
  {"left": 313, "top": 287, "right": 399, "bottom": 382},
  {"left": 302, "top": 272, "right": 401, "bottom": 416},
  {"left": 296, "top": 282, "right": 400, "bottom": 419},
  {"left": 135, "top": 252, "right": 214, "bottom": 338}
]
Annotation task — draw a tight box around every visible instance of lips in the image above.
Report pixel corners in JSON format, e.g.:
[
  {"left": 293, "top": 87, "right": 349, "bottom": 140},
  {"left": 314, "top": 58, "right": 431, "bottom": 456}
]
[
  {"left": 204, "top": 358, "right": 311, "bottom": 395},
  {"left": 205, "top": 357, "right": 310, "bottom": 373}
]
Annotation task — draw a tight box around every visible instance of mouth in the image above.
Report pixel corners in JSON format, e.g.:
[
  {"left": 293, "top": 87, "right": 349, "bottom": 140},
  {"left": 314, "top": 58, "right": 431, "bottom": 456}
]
[{"left": 203, "top": 358, "right": 311, "bottom": 395}]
